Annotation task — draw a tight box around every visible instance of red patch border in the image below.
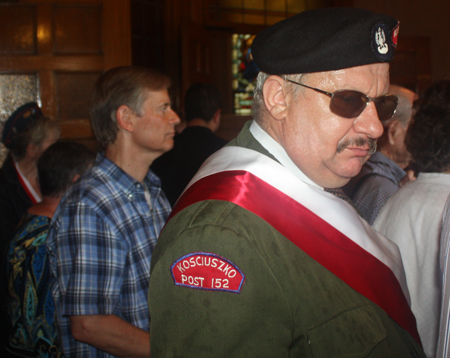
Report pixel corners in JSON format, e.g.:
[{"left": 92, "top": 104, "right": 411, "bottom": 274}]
[{"left": 170, "top": 252, "right": 245, "bottom": 293}]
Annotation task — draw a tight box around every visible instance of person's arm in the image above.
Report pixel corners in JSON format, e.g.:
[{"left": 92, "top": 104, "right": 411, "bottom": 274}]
[
  {"left": 70, "top": 314, "right": 150, "bottom": 358},
  {"left": 54, "top": 200, "right": 150, "bottom": 356},
  {"left": 149, "top": 209, "right": 293, "bottom": 357}
]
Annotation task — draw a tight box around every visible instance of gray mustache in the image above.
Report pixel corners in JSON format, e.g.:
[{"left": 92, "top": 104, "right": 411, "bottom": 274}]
[{"left": 337, "top": 137, "right": 377, "bottom": 155}]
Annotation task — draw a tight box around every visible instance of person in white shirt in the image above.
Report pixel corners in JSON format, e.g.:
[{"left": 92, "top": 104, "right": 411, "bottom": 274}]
[{"left": 375, "top": 80, "right": 450, "bottom": 358}]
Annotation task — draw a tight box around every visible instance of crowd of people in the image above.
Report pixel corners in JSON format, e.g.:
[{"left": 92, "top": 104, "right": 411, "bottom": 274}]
[{"left": 1, "top": 6, "right": 450, "bottom": 358}]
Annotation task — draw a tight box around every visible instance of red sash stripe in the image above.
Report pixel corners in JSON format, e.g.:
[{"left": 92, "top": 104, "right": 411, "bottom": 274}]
[{"left": 170, "top": 170, "right": 421, "bottom": 345}]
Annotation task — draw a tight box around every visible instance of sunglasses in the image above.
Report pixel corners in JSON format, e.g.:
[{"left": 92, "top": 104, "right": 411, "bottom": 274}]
[{"left": 286, "top": 79, "right": 398, "bottom": 122}]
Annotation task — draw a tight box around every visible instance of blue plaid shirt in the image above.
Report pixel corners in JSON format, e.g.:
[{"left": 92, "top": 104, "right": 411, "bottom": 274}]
[
  {"left": 343, "top": 151, "right": 406, "bottom": 225},
  {"left": 46, "top": 153, "right": 171, "bottom": 357}
]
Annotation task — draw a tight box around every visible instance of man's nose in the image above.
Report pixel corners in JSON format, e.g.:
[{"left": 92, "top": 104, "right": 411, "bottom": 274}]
[
  {"left": 169, "top": 109, "right": 180, "bottom": 125},
  {"left": 353, "top": 102, "right": 384, "bottom": 140}
]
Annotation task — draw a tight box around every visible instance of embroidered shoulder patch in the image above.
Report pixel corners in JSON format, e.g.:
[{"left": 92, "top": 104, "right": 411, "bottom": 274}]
[{"left": 171, "top": 252, "right": 245, "bottom": 293}]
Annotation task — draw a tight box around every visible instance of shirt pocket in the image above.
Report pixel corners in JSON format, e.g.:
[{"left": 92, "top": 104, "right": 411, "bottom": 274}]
[{"left": 307, "top": 304, "right": 387, "bottom": 358}]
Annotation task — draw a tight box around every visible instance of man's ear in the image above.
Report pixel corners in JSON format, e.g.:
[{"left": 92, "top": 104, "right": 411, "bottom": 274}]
[
  {"left": 262, "top": 76, "right": 288, "bottom": 121},
  {"left": 208, "top": 109, "right": 222, "bottom": 132},
  {"left": 387, "top": 120, "right": 401, "bottom": 145},
  {"left": 212, "top": 108, "right": 221, "bottom": 124},
  {"left": 116, "top": 105, "right": 136, "bottom": 133}
]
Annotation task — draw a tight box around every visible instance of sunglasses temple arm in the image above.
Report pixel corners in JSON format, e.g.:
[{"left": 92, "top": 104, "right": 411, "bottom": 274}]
[{"left": 286, "top": 79, "right": 333, "bottom": 98}]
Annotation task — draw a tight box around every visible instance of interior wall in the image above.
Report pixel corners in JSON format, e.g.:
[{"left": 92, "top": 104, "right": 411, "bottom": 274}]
[{"left": 353, "top": 0, "right": 450, "bottom": 81}]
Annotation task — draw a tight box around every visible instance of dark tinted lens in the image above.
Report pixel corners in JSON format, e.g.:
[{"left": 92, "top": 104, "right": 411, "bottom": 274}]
[
  {"left": 374, "top": 95, "right": 398, "bottom": 121},
  {"left": 330, "top": 90, "right": 368, "bottom": 118}
]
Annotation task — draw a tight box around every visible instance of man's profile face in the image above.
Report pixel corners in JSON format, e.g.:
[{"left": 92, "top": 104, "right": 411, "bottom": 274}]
[
  {"left": 389, "top": 87, "right": 416, "bottom": 169},
  {"left": 280, "top": 63, "right": 389, "bottom": 188},
  {"left": 391, "top": 121, "right": 412, "bottom": 169},
  {"left": 132, "top": 88, "right": 180, "bottom": 158}
]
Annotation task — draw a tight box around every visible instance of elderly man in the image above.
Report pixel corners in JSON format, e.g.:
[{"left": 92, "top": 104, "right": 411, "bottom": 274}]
[
  {"left": 344, "top": 84, "right": 416, "bottom": 224},
  {"left": 47, "top": 66, "right": 179, "bottom": 357},
  {"left": 148, "top": 8, "right": 424, "bottom": 358}
]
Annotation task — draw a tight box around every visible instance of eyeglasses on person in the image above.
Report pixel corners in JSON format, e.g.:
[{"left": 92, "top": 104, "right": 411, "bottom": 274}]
[{"left": 286, "top": 79, "right": 398, "bottom": 122}]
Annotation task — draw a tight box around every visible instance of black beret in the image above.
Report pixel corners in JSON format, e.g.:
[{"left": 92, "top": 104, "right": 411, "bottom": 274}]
[
  {"left": 251, "top": 7, "right": 399, "bottom": 74},
  {"left": 2, "top": 102, "right": 43, "bottom": 149}
]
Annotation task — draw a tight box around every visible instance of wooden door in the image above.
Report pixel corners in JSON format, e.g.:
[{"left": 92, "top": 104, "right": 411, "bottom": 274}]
[{"left": 0, "top": 0, "right": 131, "bottom": 161}]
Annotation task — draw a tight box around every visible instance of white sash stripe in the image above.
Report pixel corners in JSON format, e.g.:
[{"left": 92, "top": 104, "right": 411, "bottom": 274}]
[{"left": 187, "top": 146, "right": 410, "bottom": 303}]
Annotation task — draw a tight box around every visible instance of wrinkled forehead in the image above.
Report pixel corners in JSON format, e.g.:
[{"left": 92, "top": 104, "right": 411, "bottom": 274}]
[{"left": 304, "top": 63, "right": 391, "bottom": 94}]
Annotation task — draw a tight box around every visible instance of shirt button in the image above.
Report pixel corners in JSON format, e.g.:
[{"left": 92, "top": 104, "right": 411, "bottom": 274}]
[{"left": 128, "top": 193, "right": 133, "bottom": 199}]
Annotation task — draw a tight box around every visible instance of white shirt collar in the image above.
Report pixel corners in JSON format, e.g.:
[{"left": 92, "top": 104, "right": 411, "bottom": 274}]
[
  {"left": 13, "top": 158, "right": 42, "bottom": 202},
  {"left": 249, "top": 120, "right": 322, "bottom": 189}
]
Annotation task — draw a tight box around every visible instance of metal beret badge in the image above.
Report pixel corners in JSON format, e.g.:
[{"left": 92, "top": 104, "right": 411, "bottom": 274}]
[{"left": 372, "top": 21, "right": 400, "bottom": 62}]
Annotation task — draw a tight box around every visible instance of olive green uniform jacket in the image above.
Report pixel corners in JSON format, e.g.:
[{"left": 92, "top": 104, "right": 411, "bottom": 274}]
[{"left": 148, "top": 121, "right": 425, "bottom": 358}]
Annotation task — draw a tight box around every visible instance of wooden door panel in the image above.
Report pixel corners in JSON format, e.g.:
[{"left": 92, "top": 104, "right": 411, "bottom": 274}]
[
  {"left": 53, "top": 4, "right": 102, "bottom": 55},
  {"left": 390, "top": 37, "right": 431, "bottom": 94},
  {"left": 0, "top": 0, "right": 131, "bottom": 159},
  {"left": 181, "top": 21, "right": 214, "bottom": 94},
  {"left": 0, "top": 4, "right": 37, "bottom": 55}
]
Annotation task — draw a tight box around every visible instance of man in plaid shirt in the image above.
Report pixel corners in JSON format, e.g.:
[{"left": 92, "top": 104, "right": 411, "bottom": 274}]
[{"left": 47, "top": 66, "right": 179, "bottom": 357}]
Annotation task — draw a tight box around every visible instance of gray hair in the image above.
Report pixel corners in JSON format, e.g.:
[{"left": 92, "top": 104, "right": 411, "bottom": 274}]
[
  {"left": 252, "top": 72, "right": 307, "bottom": 127},
  {"left": 385, "top": 85, "right": 415, "bottom": 127},
  {"left": 10, "top": 117, "right": 61, "bottom": 161}
]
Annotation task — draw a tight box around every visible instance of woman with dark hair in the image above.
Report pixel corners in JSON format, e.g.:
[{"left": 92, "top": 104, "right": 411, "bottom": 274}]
[
  {"left": 0, "top": 103, "right": 60, "bottom": 357},
  {"left": 374, "top": 80, "right": 450, "bottom": 358},
  {"left": 5, "top": 141, "right": 95, "bottom": 358},
  {"left": 0, "top": 103, "right": 60, "bottom": 247}
]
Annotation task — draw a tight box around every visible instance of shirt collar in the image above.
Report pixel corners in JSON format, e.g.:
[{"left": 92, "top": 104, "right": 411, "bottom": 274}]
[
  {"left": 368, "top": 151, "right": 406, "bottom": 184},
  {"left": 95, "top": 152, "right": 161, "bottom": 193},
  {"left": 249, "top": 120, "right": 322, "bottom": 189}
]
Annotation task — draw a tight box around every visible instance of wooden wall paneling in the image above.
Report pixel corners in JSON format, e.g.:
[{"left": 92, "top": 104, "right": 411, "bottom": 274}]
[
  {"left": 161, "top": 0, "right": 186, "bottom": 114},
  {"left": 103, "top": 0, "right": 132, "bottom": 70},
  {"left": 331, "top": 0, "right": 354, "bottom": 6},
  {"left": 209, "top": 29, "right": 233, "bottom": 114},
  {"left": 131, "top": 0, "right": 165, "bottom": 71},
  {"left": 0, "top": 55, "right": 102, "bottom": 72},
  {"left": 53, "top": 4, "right": 102, "bottom": 55},
  {"left": 181, "top": 21, "right": 212, "bottom": 91},
  {"left": 0, "top": 0, "right": 132, "bottom": 156},
  {"left": 56, "top": 71, "right": 100, "bottom": 120},
  {"left": 38, "top": 69, "right": 56, "bottom": 119},
  {"left": 0, "top": 4, "right": 36, "bottom": 55},
  {"left": 36, "top": 2, "right": 52, "bottom": 54},
  {"left": 390, "top": 36, "right": 431, "bottom": 94}
]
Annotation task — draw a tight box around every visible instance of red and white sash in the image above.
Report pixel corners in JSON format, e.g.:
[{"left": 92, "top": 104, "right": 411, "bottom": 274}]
[{"left": 170, "top": 146, "right": 421, "bottom": 345}]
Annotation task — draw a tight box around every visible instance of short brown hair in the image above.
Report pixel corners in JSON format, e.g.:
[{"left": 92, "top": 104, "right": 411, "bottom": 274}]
[
  {"left": 38, "top": 141, "right": 95, "bottom": 197},
  {"left": 89, "top": 66, "right": 172, "bottom": 147}
]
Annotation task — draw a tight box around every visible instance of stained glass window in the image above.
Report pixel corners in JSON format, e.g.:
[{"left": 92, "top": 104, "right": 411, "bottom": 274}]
[
  {"left": 221, "top": 0, "right": 333, "bottom": 114},
  {"left": 232, "top": 34, "right": 258, "bottom": 115}
]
